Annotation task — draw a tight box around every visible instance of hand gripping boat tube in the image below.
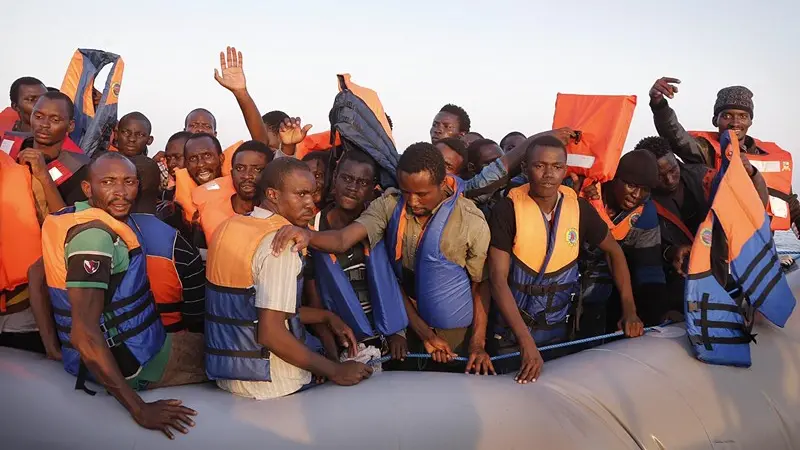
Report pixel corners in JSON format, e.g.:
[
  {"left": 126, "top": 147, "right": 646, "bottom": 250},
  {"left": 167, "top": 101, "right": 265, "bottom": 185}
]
[
  {"left": 60, "top": 49, "right": 124, "bottom": 157},
  {"left": 684, "top": 130, "right": 796, "bottom": 367}
]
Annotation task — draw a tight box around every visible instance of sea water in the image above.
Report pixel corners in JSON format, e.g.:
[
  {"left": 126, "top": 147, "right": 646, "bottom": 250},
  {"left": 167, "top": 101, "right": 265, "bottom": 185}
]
[{"left": 775, "top": 231, "right": 800, "bottom": 255}]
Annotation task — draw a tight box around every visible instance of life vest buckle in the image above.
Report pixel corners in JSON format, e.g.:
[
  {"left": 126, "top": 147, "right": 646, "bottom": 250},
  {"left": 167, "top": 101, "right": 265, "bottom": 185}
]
[
  {"left": 105, "top": 335, "right": 118, "bottom": 348},
  {"left": 99, "top": 322, "right": 108, "bottom": 334}
]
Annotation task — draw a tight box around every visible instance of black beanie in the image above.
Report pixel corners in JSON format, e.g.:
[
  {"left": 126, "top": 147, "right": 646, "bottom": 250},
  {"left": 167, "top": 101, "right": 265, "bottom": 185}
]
[
  {"left": 615, "top": 150, "right": 659, "bottom": 189},
  {"left": 714, "top": 86, "right": 754, "bottom": 118}
]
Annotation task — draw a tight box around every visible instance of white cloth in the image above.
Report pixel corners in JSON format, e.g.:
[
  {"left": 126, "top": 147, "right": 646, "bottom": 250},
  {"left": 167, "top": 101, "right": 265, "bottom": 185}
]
[
  {"left": 340, "top": 343, "right": 383, "bottom": 373},
  {"left": 0, "top": 309, "right": 38, "bottom": 334},
  {"left": 216, "top": 207, "right": 312, "bottom": 400}
]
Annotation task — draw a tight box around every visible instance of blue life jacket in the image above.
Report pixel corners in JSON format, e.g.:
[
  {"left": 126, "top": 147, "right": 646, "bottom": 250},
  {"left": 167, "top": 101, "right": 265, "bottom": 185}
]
[
  {"left": 127, "top": 214, "right": 186, "bottom": 332},
  {"left": 386, "top": 176, "right": 473, "bottom": 329},
  {"left": 685, "top": 131, "right": 796, "bottom": 367},
  {"left": 329, "top": 74, "right": 399, "bottom": 189},
  {"left": 41, "top": 206, "right": 165, "bottom": 381},
  {"left": 204, "top": 213, "right": 309, "bottom": 382},
  {"left": 311, "top": 212, "right": 408, "bottom": 341},
  {"left": 500, "top": 185, "right": 581, "bottom": 346},
  {"left": 60, "top": 49, "right": 124, "bottom": 157}
]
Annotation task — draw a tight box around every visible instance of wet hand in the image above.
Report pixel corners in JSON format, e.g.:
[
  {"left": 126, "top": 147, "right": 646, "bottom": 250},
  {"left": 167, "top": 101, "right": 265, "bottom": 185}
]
[
  {"left": 330, "top": 360, "right": 373, "bottom": 386},
  {"left": 387, "top": 333, "right": 407, "bottom": 361},
  {"left": 213, "top": 46, "right": 246, "bottom": 92},
  {"left": 326, "top": 312, "right": 358, "bottom": 358},
  {"left": 650, "top": 77, "right": 681, "bottom": 102},
  {"left": 16, "top": 149, "right": 49, "bottom": 181},
  {"left": 550, "top": 127, "right": 577, "bottom": 145},
  {"left": 465, "top": 345, "right": 495, "bottom": 375},
  {"left": 423, "top": 334, "right": 456, "bottom": 364},
  {"left": 271, "top": 225, "right": 311, "bottom": 255},
  {"left": 581, "top": 180, "right": 601, "bottom": 201},
  {"left": 132, "top": 399, "right": 197, "bottom": 440},
  {"left": 279, "top": 117, "right": 313, "bottom": 146},
  {"left": 618, "top": 312, "right": 644, "bottom": 337},
  {"left": 516, "top": 339, "right": 543, "bottom": 384}
]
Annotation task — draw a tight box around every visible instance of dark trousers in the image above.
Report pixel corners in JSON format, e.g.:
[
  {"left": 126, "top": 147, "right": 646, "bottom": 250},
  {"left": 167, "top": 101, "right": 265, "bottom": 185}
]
[{"left": 0, "top": 331, "right": 46, "bottom": 354}]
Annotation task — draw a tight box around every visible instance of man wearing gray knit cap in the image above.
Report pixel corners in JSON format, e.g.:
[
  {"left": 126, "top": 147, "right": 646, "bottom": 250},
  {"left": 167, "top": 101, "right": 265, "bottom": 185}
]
[{"left": 647, "top": 77, "right": 798, "bottom": 239}]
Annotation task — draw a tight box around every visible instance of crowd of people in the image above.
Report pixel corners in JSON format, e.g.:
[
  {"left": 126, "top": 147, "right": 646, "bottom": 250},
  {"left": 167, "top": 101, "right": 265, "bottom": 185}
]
[{"left": 0, "top": 46, "right": 795, "bottom": 439}]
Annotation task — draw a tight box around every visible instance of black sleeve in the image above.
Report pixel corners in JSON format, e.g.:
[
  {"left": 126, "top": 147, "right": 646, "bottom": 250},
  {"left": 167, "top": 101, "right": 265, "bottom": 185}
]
[
  {"left": 489, "top": 197, "right": 516, "bottom": 254},
  {"left": 173, "top": 232, "right": 206, "bottom": 323},
  {"left": 578, "top": 198, "right": 609, "bottom": 247},
  {"left": 303, "top": 253, "right": 315, "bottom": 278},
  {"left": 58, "top": 166, "right": 89, "bottom": 206}
]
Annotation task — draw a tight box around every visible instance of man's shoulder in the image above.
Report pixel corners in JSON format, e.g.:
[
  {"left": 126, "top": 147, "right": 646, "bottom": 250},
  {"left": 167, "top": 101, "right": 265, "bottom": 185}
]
[{"left": 456, "top": 195, "right": 487, "bottom": 223}]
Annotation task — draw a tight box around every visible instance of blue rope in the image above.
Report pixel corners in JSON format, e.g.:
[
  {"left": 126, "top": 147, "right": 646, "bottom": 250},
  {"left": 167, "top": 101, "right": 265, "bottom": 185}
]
[{"left": 371, "top": 324, "right": 669, "bottom": 366}]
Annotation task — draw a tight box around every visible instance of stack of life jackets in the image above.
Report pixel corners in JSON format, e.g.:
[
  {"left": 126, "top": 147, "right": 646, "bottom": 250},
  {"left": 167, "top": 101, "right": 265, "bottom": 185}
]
[
  {"left": 685, "top": 130, "right": 796, "bottom": 367},
  {"left": 552, "top": 93, "right": 638, "bottom": 223},
  {"left": 60, "top": 49, "right": 124, "bottom": 157},
  {"left": 386, "top": 176, "right": 473, "bottom": 330},
  {"left": 309, "top": 211, "right": 407, "bottom": 341},
  {"left": 41, "top": 206, "right": 165, "bottom": 382},
  {"left": 495, "top": 185, "right": 581, "bottom": 346},
  {"left": 205, "top": 213, "right": 308, "bottom": 381},
  {"left": 689, "top": 131, "right": 793, "bottom": 231},
  {"left": 127, "top": 214, "right": 185, "bottom": 332},
  {"left": 0, "top": 151, "right": 42, "bottom": 314}
]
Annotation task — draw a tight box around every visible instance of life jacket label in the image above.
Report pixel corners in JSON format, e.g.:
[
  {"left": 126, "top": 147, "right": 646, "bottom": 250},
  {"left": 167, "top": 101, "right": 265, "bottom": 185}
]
[
  {"left": 769, "top": 196, "right": 789, "bottom": 218},
  {"left": 0, "top": 139, "right": 13, "bottom": 154},
  {"left": 205, "top": 182, "right": 220, "bottom": 191},
  {"left": 750, "top": 160, "right": 781, "bottom": 173},
  {"left": 566, "top": 153, "right": 595, "bottom": 169},
  {"left": 48, "top": 166, "right": 63, "bottom": 181}
]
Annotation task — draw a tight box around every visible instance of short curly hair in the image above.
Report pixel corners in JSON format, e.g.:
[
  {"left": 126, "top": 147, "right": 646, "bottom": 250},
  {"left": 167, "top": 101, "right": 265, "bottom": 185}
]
[
  {"left": 439, "top": 104, "right": 471, "bottom": 133},
  {"left": 634, "top": 136, "right": 673, "bottom": 159},
  {"left": 398, "top": 142, "right": 446, "bottom": 185}
]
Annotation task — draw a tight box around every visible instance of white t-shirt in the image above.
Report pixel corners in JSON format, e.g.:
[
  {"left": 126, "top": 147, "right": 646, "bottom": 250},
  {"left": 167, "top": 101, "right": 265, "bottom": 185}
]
[{"left": 216, "top": 208, "right": 311, "bottom": 399}]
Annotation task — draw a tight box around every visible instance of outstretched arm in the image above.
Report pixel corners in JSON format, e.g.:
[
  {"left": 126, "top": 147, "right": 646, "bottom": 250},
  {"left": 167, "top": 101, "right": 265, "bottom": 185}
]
[{"left": 595, "top": 231, "right": 644, "bottom": 337}]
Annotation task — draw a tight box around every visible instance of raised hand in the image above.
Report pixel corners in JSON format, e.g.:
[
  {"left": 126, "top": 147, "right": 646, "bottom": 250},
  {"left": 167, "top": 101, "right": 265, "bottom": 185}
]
[
  {"left": 213, "top": 46, "right": 246, "bottom": 92},
  {"left": 279, "top": 118, "right": 313, "bottom": 146},
  {"left": 650, "top": 77, "right": 681, "bottom": 103}
]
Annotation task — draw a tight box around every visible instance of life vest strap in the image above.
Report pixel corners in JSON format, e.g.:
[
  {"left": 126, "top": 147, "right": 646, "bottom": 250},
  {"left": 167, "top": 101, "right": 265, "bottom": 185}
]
[
  {"left": 688, "top": 334, "right": 755, "bottom": 348},
  {"left": 345, "top": 267, "right": 367, "bottom": 282},
  {"left": 163, "top": 322, "right": 186, "bottom": 333},
  {"left": 155, "top": 302, "right": 183, "bottom": 314},
  {"left": 738, "top": 242, "right": 775, "bottom": 288},
  {"left": 205, "top": 312, "right": 257, "bottom": 327},
  {"left": 75, "top": 360, "right": 97, "bottom": 396},
  {"left": 767, "top": 187, "right": 792, "bottom": 201},
  {"left": 510, "top": 281, "right": 573, "bottom": 296},
  {"left": 686, "top": 301, "right": 740, "bottom": 313},
  {"left": 749, "top": 271, "right": 783, "bottom": 311},
  {"left": 207, "top": 281, "right": 255, "bottom": 296},
  {"left": 654, "top": 201, "right": 694, "bottom": 242},
  {"left": 205, "top": 346, "right": 270, "bottom": 360},
  {"left": 103, "top": 308, "right": 160, "bottom": 348},
  {"left": 102, "top": 294, "right": 154, "bottom": 330}
]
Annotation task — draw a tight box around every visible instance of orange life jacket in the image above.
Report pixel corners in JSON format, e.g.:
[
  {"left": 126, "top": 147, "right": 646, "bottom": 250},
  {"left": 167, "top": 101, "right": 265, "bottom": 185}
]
[
  {"left": 0, "top": 152, "right": 42, "bottom": 313},
  {"left": 552, "top": 93, "right": 637, "bottom": 184},
  {"left": 592, "top": 199, "right": 645, "bottom": 241},
  {"left": 194, "top": 176, "right": 237, "bottom": 244},
  {"left": 219, "top": 141, "right": 244, "bottom": 178},
  {"left": 0, "top": 107, "right": 19, "bottom": 135},
  {"left": 653, "top": 201, "right": 694, "bottom": 243},
  {"left": 173, "top": 168, "right": 199, "bottom": 223},
  {"left": 689, "top": 131, "right": 792, "bottom": 231},
  {"left": 296, "top": 131, "right": 342, "bottom": 160}
]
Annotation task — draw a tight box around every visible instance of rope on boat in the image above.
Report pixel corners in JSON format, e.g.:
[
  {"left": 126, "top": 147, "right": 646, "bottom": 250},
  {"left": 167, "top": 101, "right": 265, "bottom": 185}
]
[{"left": 371, "top": 323, "right": 671, "bottom": 366}]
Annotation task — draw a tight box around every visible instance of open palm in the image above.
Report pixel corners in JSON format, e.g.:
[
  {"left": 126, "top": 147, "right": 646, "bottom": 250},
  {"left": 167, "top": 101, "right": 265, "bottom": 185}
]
[
  {"left": 279, "top": 118, "right": 313, "bottom": 146},
  {"left": 214, "top": 46, "right": 246, "bottom": 92}
]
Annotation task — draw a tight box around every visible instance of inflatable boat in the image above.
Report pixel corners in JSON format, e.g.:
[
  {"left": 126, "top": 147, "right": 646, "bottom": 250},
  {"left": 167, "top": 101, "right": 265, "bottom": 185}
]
[{"left": 1, "top": 272, "right": 799, "bottom": 450}]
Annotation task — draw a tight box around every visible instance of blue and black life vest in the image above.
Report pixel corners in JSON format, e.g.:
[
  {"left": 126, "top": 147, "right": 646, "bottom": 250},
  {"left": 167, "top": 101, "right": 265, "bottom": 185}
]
[
  {"left": 386, "top": 176, "right": 473, "bottom": 330},
  {"left": 204, "top": 213, "right": 308, "bottom": 382},
  {"left": 310, "top": 211, "right": 407, "bottom": 341},
  {"left": 685, "top": 130, "right": 796, "bottom": 367},
  {"left": 41, "top": 206, "right": 165, "bottom": 390},
  {"left": 500, "top": 185, "right": 581, "bottom": 346}
]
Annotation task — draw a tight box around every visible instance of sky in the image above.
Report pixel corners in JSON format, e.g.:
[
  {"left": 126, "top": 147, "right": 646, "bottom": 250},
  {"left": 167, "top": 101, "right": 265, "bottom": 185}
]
[{"left": 4, "top": 0, "right": 799, "bottom": 181}]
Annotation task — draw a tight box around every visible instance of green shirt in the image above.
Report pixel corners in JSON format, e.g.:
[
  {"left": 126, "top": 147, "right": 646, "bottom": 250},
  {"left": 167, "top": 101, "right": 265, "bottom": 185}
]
[{"left": 63, "top": 201, "right": 170, "bottom": 390}]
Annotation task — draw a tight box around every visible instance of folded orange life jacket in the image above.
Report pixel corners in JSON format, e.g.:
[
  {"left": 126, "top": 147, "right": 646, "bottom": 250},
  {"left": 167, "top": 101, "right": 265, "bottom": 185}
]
[
  {"left": 0, "top": 107, "right": 19, "bottom": 136},
  {"left": 689, "top": 131, "right": 792, "bottom": 231},
  {"left": 0, "top": 152, "right": 42, "bottom": 313}
]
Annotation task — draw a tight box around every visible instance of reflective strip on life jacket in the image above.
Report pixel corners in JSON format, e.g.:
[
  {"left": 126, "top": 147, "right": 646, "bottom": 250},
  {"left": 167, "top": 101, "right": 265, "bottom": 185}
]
[
  {"left": 552, "top": 93, "right": 637, "bottom": 183},
  {"left": 60, "top": 49, "right": 124, "bottom": 157},
  {"left": 41, "top": 206, "right": 165, "bottom": 377},
  {"left": 310, "top": 211, "right": 407, "bottom": 340},
  {"left": 205, "top": 213, "right": 309, "bottom": 381},
  {"left": 385, "top": 176, "right": 473, "bottom": 329},
  {"left": 195, "top": 176, "right": 237, "bottom": 245},
  {"left": 654, "top": 201, "right": 694, "bottom": 242},
  {"left": 0, "top": 152, "right": 42, "bottom": 313},
  {"left": 689, "top": 131, "right": 793, "bottom": 231},
  {"left": 685, "top": 131, "right": 796, "bottom": 367},
  {"left": 128, "top": 214, "right": 184, "bottom": 332}
]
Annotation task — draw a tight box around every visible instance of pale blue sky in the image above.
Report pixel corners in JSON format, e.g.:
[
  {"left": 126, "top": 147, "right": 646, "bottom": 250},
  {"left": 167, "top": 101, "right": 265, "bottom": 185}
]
[{"left": 5, "top": 0, "right": 799, "bottom": 181}]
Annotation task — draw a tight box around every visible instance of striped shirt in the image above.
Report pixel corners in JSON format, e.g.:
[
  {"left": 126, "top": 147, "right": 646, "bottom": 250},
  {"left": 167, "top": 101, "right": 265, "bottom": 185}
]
[
  {"left": 173, "top": 232, "right": 206, "bottom": 331},
  {"left": 216, "top": 207, "right": 311, "bottom": 399}
]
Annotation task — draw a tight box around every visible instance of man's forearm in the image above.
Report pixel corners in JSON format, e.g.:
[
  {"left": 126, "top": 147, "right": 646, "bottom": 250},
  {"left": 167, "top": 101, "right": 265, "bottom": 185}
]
[
  {"left": 27, "top": 260, "right": 59, "bottom": 352},
  {"left": 750, "top": 170, "right": 770, "bottom": 207},
  {"left": 489, "top": 279, "right": 535, "bottom": 347},
  {"left": 608, "top": 248, "right": 637, "bottom": 316},
  {"left": 37, "top": 176, "right": 66, "bottom": 212},
  {"left": 469, "top": 281, "right": 490, "bottom": 348},
  {"left": 651, "top": 99, "right": 708, "bottom": 165},
  {"left": 231, "top": 89, "right": 269, "bottom": 145},
  {"left": 298, "top": 306, "right": 331, "bottom": 325},
  {"left": 402, "top": 292, "right": 433, "bottom": 340},
  {"left": 309, "top": 225, "right": 366, "bottom": 254},
  {"left": 260, "top": 327, "right": 338, "bottom": 378}
]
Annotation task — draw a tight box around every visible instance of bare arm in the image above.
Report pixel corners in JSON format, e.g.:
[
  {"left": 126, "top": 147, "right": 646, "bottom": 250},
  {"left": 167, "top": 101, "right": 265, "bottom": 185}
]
[
  {"left": 271, "top": 222, "right": 370, "bottom": 255},
  {"left": 469, "top": 280, "right": 490, "bottom": 350},
  {"left": 258, "top": 308, "right": 339, "bottom": 378},
  {"left": 596, "top": 231, "right": 643, "bottom": 336},
  {"left": 303, "top": 279, "right": 339, "bottom": 360},
  {"left": 213, "top": 46, "right": 270, "bottom": 145},
  {"left": 231, "top": 89, "right": 270, "bottom": 145},
  {"left": 488, "top": 248, "right": 535, "bottom": 348},
  {"left": 69, "top": 287, "right": 147, "bottom": 416},
  {"left": 27, "top": 258, "right": 60, "bottom": 359}
]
